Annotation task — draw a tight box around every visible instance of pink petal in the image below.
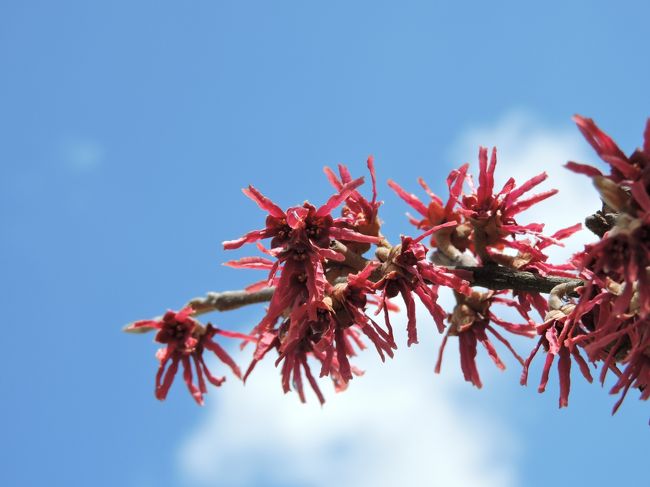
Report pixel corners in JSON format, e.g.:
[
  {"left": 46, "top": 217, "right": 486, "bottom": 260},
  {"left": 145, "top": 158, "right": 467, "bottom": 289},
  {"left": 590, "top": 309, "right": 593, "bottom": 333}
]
[
  {"left": 631, "top": 181, "right": 650, "bottom": 213},
  {"left": 316, "top": 176, "right": 364, "bottom": 217},
  {"left": 387, "top": 180, "right": 428, "bottom": 216},
  {"left": 367, "top": 156, "right": 378, "bottom": 205},
  {"left": 564, "top": 161, "right": 603, "bottom": 177},
  {"left": 558, "top": 346, "right": 571, "bottom": 408},
  {"left": 155, "top": 355, "right": 179, "bottom": 400},
  {"left": 445, "top": 163, "right": 469, "bottom": 212},
  {"left": 573, "top": 115, "right": 627, "bottom": 162},
  {"left": 286, "top": 206, "right": 309, "bottom": 229},
  {"left": 505, "top": 189, "right": 558, "bottom": 216},
  {"left": 551, "top": 223, "right": 582, "bottom": 241},
  {"left": 203, "top": 339, "right": 242, "bottom": 379},
  {"left": 223, "top": 256, "right": 275, "bottom": 270},
  {"left": 242, "top": 185, "right": 285, "bottom": 218},
  {"left": 223, "top": 228, "right": 270, "bottom": 250},
  {"left": 292, "top": 358, "right": 306, "bottom": 403},
  {"left": 301, "top": 356, "right": 325, "bottom": 405},
  {"left": 434, "top": 331, "right": 450, "bottom": 374},
  {"left": 459, "top": 332, "right": 482, "bottom": 388},
  {"left": 504, "top": 172, "right": 547, "bottom": 207},
  {"left": 538, "top": 353, "right": 555, "bottom": 393},
  {"left": 330, "top": 226, "right": 381, "bottom": 244},
  {"left": 324, "top": 166, "right": 343, "bottom": 190}
]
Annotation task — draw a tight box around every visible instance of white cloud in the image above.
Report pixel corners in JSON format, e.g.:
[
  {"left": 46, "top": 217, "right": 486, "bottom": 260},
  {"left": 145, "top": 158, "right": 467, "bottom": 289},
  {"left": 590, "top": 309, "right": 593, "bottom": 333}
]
[
  {"left": 176, "top": 111, "right": 600, "bottom": 487},
  {"left": 178, "top": 300, "right": 518, "bottom": 487}
]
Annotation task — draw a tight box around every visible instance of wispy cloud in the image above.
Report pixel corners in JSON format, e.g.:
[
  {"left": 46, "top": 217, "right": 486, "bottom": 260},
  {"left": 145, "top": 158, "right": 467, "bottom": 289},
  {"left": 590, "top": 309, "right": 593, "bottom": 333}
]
[
  {"left": 178, "top": 299, "right": 519, "bottom": 487},
  {"left": 176, "top": 111, "right": 597, "bottom": 487}
]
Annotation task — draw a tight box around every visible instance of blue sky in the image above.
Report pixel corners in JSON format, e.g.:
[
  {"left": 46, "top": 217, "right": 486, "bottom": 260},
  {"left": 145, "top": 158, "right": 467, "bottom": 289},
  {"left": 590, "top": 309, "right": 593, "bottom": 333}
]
[{"left": 1, "top": 1, "right": 648, "bottom": 486}]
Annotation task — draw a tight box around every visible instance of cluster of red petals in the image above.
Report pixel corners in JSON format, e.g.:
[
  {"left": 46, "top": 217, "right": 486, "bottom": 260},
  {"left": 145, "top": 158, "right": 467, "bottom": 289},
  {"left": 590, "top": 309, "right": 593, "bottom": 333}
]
[
  {"left": 224, "top": 162, "right": 400, "bottom": 402},
  {"left": 374, "top": 224, "right": 471, "bottom": 346},
  {"left": 388, "top": 164, "right": 469, "bottom": 250},
  {"left": 131, "top": 116, "right": 649, "bottom": 415},
  {"left": 390, "top": 147, "right": 576, "bottom": 392},
  {"left": 436, "top": 290, "right": 536, "bottom": 388},
  {"left": 560, "top": 115, "right": 650, "bottom": 411},
  {"left": 127, "top": 307, "right": 250, "bottom": 405},
  {"left": 458, "top": 147, "right": 561, "bottom": 262},
  {"left": 325, "top": 156, "right": 382, "bottom": 251}
]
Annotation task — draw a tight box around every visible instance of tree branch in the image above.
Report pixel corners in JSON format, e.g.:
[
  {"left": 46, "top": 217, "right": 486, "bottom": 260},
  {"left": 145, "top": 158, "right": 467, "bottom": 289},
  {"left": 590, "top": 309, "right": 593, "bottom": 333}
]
[
  {"left": 452, "top": 265, "right": 583, "bottom": 294},
  {"left": 184, "top": 264, "right": 583, "bottom": 317},
  {"left": 187, "top": 288, "right": 275, "bottom": 316}
]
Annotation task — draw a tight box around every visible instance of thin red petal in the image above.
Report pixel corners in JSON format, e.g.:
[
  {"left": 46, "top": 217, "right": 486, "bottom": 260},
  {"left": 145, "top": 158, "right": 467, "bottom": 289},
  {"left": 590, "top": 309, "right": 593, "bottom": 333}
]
[
  {"left": 387, "top": 180, "right": 428, "bottom": 216},
  {"left": 242, "top": 185, "right": 285, "bottom": 218}
]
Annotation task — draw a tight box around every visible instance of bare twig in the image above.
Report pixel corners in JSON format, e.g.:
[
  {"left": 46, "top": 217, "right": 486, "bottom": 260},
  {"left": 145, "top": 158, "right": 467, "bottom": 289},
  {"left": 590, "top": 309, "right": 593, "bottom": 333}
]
[
  {"left": 183, "top": 262, "right": 583, "bottom": 319},
  {"left": 187, "top": 288, "right": 275, "bottom": 316}
]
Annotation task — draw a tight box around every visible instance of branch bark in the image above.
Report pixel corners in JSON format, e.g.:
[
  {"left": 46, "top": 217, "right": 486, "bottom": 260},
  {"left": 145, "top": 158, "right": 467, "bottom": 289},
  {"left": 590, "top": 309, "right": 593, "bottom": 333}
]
[
  {"left": 188, "top": 288, "right": 275, "bottom": 316},
  {"left": 185, "top": 265, "right": 583, "bottom": 316},
  {"left": 452, "top": 265, "right": 583, "bottom": 295}
]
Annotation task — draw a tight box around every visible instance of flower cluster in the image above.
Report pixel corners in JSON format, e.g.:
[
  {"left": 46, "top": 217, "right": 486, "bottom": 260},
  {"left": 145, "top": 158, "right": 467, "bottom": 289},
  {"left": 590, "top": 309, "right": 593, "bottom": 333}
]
[
  {"left": 125, "top": 307, "right": 251, "bottom": 405},
  {"left": 223, "top": 160, "right": 405, "bottom": 403},
  {"left": 561, "top": 116, "right": 650, "bottom": 410},
  {"left": 126, "top": 115, "right": 649, "bottom": 418},
  {"left": 390, "top": 146, "right": 572, "bottom": 392}
]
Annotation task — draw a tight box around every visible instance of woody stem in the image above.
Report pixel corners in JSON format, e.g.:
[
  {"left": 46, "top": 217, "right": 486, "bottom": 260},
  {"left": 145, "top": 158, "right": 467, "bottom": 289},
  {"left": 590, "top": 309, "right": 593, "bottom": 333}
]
[{"left": 183, "top": 265, "right": 583, "bottom": 316}]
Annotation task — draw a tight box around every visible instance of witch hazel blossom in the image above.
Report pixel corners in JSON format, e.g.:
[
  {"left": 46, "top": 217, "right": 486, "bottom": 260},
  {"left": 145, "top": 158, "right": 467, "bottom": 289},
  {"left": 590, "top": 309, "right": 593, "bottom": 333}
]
[
  {"left": 435, "top": 290, "right": 536, "bottom": 388},
  {"left": 128, "top": 117, "right": 649, "bottom": 417},
  {"left": 221, "top": 165, "right": 399, "bottom": 402},
  {"left": 558, "top": 115, "right": 650, "bottom": 411},
  {"left": 374, "top": 223, "right": 471, "bottom": 346},
  {"left": 325, "top": 157, "right": 382, "bottom": 246},
  {"left": 388, "top": 163, "right": 470, "bottom": 255},
  {"left": 125, "top": 307, "right": 252, "bottom": 405},
  {"left": 459, "top": 147, "right": 561, "bottom": 261}
]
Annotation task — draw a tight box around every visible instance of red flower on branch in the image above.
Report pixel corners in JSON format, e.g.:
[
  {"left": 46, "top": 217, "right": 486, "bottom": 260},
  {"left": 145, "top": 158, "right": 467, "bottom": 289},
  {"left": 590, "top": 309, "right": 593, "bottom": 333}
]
[
  {"left": 388, "top": 164, "right": 470, "bottom": 253},
  {"left": 224, "top": 178, "right": 381, "bottom": 330},
  {"left": 520, "top": 302, "right": 595, "bottom": 408},
  {"left": 435, "top": 290, "right": 536, "bottom": 388},
  {"left": 242, "top": 264, "right": 396, "bottom": 404},
  {"left": 562, "top": 116, "right": 650, "bottom": 412},
  {"left": 325, "top": 157, "right": 383, "bottom": 251},
  {"left": 374, "top": 223, "right": 471, "bottom": 346},
  {"left": 126, "top": 307, "right": 250, "bottom": 405},
  {"left": 459, "top": 147, "right": 559, "bottom": 262}
]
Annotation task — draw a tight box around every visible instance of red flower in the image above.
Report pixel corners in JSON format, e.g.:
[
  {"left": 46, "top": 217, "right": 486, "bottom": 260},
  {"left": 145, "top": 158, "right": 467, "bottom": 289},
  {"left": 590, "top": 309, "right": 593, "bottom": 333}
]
[
  {"left": 566, "top": 115, "right": 650, "bottom": 218},
  {"left": 459, "top": 147, "right": 559, "bottom": 261},
  {"left": 568, "top": 278, "right": 650, "bottom": 413},
  {"left": 242, "top": 264, "right": 396, "bottom": 404},
  {"left": 325, "top": 156, "right": 383, "bottom": 250},
  {"left": 435, "top": 290, "right": 536, "bottom": 388},
  {"left": 374, "top": 223, "right": 471, "bottom": 346},
  {"left": 223, "top": 178, "right": 379, "bottom": 254},
  {"left": 563, "top": 116, "right": 650, "bottom": 412},
  {"left": 489, "top": 223, "right": 583, "bottom": 320},
  {"left": 388, "top": 164, "right": 470, "bottom": 252},
  {"left": 520, "top": 303, "right": 595, "bottom": 408},
  {"left": 243, "top": 315, "right": 367, "bottom": 405},
  {"left": 126, "top": 307, "right": 250, "bottom": 405},
  {"left": 566, "top": 115, "right": 649, "bottom": 185},
  {"left": 224, "top": 179, "right": 381, "bottom": 331}
]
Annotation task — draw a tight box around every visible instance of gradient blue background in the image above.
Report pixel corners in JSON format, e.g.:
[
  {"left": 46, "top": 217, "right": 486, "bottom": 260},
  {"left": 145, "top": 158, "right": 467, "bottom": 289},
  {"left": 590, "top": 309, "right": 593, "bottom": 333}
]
[{"left": 1, "top": 1, "right": 647, "bottom": 486}]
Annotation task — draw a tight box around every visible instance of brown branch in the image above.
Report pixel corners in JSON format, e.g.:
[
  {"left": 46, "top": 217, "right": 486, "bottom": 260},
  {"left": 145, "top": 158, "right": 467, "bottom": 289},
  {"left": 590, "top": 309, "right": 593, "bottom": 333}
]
[
  {"left": 187, "top": 288, "right": 275, "bottom": 316},
  {"left": 183, "top": 263, "right": 582, "bottom": 319},
  {"left": 451, "top": 265, "right": 583, "bottom": 295}
]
